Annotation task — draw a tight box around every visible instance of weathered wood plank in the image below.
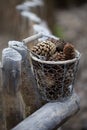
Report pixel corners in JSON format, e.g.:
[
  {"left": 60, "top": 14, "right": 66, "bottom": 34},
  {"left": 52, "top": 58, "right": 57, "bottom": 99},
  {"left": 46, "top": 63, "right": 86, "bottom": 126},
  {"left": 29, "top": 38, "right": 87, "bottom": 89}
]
[
  {"left": 12, "top": 93, "right": 80, "bottom": 130},
  {"left": 2, "top": 48, "right": 25, "bottom": 129},
  {"left": 2, "top": 48, "right": 22, "bottom": 94},
  {"left": 0, "top": 62, "right": 7, "bottom": 130},
  {"left": 8, "top": 41, "right": 42, "bottom": 116}
]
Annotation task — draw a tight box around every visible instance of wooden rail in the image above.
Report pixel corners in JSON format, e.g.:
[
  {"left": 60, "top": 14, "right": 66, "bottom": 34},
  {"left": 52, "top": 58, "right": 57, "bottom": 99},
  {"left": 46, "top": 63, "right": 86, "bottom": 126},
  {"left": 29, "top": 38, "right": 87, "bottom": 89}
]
[{"left": 12, "top": 93, "right": 80, "bottom": 130}]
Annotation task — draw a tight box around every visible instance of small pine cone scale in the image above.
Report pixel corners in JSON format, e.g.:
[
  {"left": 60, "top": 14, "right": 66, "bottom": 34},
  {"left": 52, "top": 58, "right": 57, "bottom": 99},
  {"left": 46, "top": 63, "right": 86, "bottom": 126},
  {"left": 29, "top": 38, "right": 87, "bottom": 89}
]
[
  {"left": 63, "top": 43, "right": 75, "bottom": 60},
  {"left": 31, "top": 41, "right": 56, "bottom": 57},
  {"left": 49, "top": 52, "right": 65, "bottom": 61}
]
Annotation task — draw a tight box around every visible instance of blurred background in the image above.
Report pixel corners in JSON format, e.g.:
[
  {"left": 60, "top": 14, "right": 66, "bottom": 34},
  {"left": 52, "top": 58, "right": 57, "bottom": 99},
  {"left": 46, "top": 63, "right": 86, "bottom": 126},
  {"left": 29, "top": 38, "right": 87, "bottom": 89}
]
[{"left": 0, "top": 0, "right": 87, "bottom": 130}]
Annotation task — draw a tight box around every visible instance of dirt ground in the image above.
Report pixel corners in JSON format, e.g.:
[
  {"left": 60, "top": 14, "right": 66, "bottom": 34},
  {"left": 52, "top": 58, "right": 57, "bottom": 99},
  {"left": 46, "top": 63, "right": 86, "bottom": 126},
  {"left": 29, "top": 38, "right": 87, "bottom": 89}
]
[{"left": 56, "top": 4, "right": 87, "bottom": 130}]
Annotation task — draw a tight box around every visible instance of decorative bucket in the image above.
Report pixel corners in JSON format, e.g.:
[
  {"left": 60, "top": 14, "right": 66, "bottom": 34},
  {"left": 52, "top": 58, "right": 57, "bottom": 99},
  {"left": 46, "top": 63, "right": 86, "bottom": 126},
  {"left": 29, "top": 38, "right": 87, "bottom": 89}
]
[{"left": 29, "top": 36, "right": 81, "bottom": 101}]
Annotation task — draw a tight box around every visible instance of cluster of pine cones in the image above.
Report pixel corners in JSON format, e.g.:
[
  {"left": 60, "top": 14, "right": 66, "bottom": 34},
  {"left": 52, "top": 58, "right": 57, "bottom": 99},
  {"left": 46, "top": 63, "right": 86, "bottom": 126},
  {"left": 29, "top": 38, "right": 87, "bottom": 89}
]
[{"left": 31, "top": 38, "right": 75, "bottom": 61}]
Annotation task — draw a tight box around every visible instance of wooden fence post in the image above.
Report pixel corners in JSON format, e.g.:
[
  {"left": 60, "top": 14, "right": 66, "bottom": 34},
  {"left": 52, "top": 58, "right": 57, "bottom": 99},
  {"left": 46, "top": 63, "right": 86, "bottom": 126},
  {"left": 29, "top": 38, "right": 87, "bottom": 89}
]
[
  {"left": 0, "top": 62, "right": 7, "bottom": 130},
  {"left": 8, "top": 41, "right": 42, "bottom": 116},
  {"left": 2, "top": 48, "right": 25, "bottom": 129}
]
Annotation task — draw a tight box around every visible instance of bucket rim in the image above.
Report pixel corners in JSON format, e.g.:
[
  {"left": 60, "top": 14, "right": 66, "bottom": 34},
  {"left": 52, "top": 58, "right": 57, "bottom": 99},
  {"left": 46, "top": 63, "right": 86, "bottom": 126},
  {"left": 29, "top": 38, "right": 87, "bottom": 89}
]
[{"left": 30, "top": 50, "right": 81, "bottom": 65}]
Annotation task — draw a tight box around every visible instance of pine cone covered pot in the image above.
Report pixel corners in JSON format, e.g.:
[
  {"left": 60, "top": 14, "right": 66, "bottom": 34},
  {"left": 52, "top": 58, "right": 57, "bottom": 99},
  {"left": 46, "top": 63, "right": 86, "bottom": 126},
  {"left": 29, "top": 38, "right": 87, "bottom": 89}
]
[
  {"left": 30, "top": 37, "right": 80, "bottom": 101},
  {"left": 31, "top": 40, "right": 56, "bottom": 58}
]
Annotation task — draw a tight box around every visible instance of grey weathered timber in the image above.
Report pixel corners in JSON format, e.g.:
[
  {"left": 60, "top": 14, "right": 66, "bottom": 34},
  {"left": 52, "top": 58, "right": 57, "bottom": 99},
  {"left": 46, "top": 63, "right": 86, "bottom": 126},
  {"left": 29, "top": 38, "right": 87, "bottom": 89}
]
[
  {"left": 12, "top": 93, "right": 80, "bottom": 130},
  {"left": 2, "top": 48, "right": 25, "bottom": 129},
  {"left": 0, "top": 62, "right": 7, "bottom": 130},
  {"left": 33, "top": 22, "right": 51, "bottom": 35},
  {"left": 2, "top": 48, "right": 22, "bottom": 94},
  {"left": 8, "top": 41, "right": 42, "bottom": 116},
  {"left": 8, "top": 41, "right": 27, "bottom": 60},
  {"left": 23, "top": 0, "right": 44, "bottom": 19},
  {"left": 21, "top": 11, "right": 41, "bottom": 24}
]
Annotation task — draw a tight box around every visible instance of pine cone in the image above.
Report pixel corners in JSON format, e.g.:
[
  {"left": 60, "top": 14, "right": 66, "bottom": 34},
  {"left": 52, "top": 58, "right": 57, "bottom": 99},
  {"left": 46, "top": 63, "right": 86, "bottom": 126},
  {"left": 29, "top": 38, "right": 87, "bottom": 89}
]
[
  {"left": 32, "top": 41, "right": 56, "bottom": 57},
  {"left": 47, "top": 38, "right": 66, "bottom": 52},
  {"left": 63, "top": 43, "right": 75, "bottom": 60},
  {"left": 49, "top": 52, "right": 65, "bottom": 61}
]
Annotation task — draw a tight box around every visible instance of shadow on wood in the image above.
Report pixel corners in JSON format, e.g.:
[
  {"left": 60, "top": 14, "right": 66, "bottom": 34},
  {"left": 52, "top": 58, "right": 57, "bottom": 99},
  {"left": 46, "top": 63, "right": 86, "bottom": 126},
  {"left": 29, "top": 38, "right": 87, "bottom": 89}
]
[{"left": 12, "top": 93, "right": 80, "bottom": 130}]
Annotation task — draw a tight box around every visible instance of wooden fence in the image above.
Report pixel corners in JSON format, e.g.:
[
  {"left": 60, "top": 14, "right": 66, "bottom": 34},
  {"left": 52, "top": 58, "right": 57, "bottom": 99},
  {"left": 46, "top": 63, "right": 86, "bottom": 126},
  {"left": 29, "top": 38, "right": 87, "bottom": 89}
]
[
  {"left": 0, "top": 0, "right": 80, "bottom": 130},
  {"left": 0, "top": 41, "right": 80, "bottom": 130}
]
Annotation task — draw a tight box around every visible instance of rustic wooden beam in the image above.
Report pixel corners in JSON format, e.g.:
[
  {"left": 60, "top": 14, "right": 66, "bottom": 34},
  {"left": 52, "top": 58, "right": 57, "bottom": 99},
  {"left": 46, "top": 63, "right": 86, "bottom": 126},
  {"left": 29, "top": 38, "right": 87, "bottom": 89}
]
[
  {"left": 12, "top": 93, "right": 80, "bottom": 130},
  {"left": 21, "top": 11, "right": 41, "bottom": 24},
  {"left": 0, "top": 62, "right": 7, "bottom": 130},
  {"left": 8, "top": 41, "right": 42, "bottom": 116},
  {"left": 2, "top": 48, "right": 25, "bottom": 129},
  {"left": 2, "top": 48, "right": 22, "bottom": 94}
]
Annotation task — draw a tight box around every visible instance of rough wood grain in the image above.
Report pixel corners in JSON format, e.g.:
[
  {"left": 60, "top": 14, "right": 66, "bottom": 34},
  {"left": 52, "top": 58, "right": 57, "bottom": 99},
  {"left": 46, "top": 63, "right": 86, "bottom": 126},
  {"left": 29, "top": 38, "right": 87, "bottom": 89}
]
[
  {"left": 2, "top": 48, "right": 25, "bottom": 129},
  {"left": 12, "top": 93, "right": 80, "bottom": 130},
  {"left": 0, "top": 62, "right": 7, "bottom": 130},
  {"left": 8, "top": 41, "right": 42, "bottom": 116},
  {"left": 2, "top": 48, "right": 22, "bottom": 94}
]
